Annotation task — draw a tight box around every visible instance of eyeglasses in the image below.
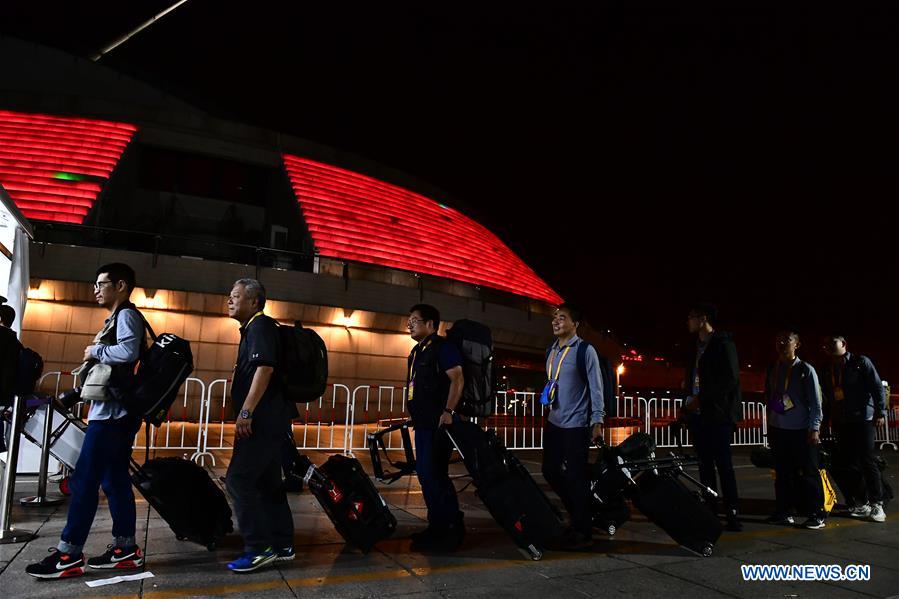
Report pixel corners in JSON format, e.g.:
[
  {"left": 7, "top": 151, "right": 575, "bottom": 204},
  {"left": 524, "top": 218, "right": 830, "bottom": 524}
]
[
  {"left": 407, "top": 318, "right": 426, "bottom": 327},
  {"left": 93, "top": 280, "right": 115, "bottom": 291}
]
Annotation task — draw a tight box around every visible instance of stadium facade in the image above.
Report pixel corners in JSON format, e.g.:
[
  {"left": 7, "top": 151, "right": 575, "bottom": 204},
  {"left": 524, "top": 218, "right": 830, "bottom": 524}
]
[{"left": 0, "top": 36, "right": 623, "bottom": 411}]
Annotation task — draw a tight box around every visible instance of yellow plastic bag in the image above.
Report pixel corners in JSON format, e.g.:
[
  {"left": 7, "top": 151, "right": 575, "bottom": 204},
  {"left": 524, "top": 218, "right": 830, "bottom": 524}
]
[{"left": 821, "top": 469, "right": 837, "bottom": 514}]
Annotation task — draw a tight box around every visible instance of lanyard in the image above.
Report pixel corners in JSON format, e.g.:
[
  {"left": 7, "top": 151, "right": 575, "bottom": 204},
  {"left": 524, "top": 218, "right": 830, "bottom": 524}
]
[
  {"left": 245, "top": 311, "right": 264, "bottom": 329},
  {"left": 409, "top": 338, "right": 434, "bottom": 382},
  {"left": 832, "top": 361, "right": 843, "bottom": 388},
  {"left": 774, "top": 360, "right": 795, "bottom": 394},
  {"left": 547, "top": 345, "right": 572, "bottom": 382}
]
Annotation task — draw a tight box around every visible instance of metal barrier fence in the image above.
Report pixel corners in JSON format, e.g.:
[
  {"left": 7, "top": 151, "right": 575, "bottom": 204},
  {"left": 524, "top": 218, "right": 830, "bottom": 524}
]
[{"left": 28, "top": 374, "right": 899, "bottom": 462}]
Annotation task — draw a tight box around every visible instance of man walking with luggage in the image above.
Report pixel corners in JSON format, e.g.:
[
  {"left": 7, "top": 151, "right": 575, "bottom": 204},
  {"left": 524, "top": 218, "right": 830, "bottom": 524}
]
[
  {"left": 821, "top": 335, "right": 887, "bottom": 522},
  {"left": 225, "top": 278, "right": 296, "bottom": 572},
  {"left": 26, "top": 264, "right": 146, "bottom": 579},
  {"left": 683, "top": 303, "right": 743, "bottom": 531},
  {"left": 406, "top": 303, "right": 466, "bottom": 551},
  {"left": 764, "top": 330, "right": 826, "bottom": 529},
  {"left": 542, "top": 304, "right": 604, "bottom": 550}
]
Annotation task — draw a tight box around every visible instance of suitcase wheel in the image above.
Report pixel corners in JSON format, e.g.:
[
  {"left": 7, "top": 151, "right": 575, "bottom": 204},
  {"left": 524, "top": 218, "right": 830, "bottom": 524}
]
[
  {"left": 176, "top": 535, "right": 187, "bottom": 541},
  {"left": 206, "top": 542, "right": 217, "bottom": 551},
  {"left": 701, "top": 544, "right": 713, "bottom": 557},
  {"left": 59, "top": 477, "right": 72, "bottom": 496}
]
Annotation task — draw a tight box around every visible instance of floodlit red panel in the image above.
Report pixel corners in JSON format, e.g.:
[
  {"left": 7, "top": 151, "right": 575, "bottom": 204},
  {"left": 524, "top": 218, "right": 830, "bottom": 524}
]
[
  {"left": 283, "top": 154, "right": 562, "bottom": 304},
  {"left": 0, "top": 109, "right": 137, "bottom": 223}
]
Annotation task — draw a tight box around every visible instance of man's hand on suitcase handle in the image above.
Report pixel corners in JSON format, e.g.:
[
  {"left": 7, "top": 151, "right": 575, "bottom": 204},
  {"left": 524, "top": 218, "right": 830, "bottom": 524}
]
[{"left": 591, "top": 422, "right": 604, "bottom": 445}]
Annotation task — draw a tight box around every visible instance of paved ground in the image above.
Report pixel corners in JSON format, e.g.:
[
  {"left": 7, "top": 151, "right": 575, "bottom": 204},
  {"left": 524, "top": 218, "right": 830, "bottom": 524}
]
[{"left": 1, "top": 446, "right": 897, "bottom": 599}]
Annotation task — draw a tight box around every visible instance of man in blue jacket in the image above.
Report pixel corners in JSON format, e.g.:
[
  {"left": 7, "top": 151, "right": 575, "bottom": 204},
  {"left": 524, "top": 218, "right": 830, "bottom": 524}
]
[
  {"left": 820, "top": 335, "right": 887, "bottom": 523},
  {"left": 542, "top": 304, "right": 605, "bottom": 550},
  {"left": 764, "top": 329, "right": 825, "bottom": 529}
]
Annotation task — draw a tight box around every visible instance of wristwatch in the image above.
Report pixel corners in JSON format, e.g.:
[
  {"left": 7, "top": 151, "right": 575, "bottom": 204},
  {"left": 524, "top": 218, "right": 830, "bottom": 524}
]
[
  {"left": 239, "top": 409, "right": 252, "bottom": 419},
  {"left": 444, "top": 408, "right": 455, "bottom": 416}
]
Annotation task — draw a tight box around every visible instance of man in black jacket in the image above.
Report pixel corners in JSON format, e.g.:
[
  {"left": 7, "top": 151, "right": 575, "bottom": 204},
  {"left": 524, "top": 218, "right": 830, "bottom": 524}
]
[
  {"left": 682, "top": 303, "right": 743, "bottom": 531},
  {"left": 820, "top": 335, "right": 887, "bottom": 523}
]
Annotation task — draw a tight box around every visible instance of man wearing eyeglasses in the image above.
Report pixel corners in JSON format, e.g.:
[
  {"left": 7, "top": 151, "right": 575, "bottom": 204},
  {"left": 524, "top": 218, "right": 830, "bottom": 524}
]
[
  {"left": 542, "top": 304, "right": 605, "bottom": 551},
  {"left": 405, "top": 303, "right": 466, "bottom": 551},
  {"left": 28, "top": 263, "right": 147, "bottom": 579},
  {"left": 764, "top": 329, "right": 825, "bottom": 530}
]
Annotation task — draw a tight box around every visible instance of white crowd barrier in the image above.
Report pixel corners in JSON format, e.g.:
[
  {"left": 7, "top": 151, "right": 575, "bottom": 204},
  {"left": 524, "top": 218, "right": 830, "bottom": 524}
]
[{"left": 35, "top": 373, "right": 899, "bottom": 463}]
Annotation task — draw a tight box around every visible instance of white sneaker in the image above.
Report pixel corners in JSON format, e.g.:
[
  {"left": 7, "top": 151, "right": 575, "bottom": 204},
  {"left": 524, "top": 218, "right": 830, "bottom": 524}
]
[
  {"left": 869, "top": 503, "right": 886, "bottom": 523},
  {"left": 849, "top": 504, "right": 872, "bottom": 518}
]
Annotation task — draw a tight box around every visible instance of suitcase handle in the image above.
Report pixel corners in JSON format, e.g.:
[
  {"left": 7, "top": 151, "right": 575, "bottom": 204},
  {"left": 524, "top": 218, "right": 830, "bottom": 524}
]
[{"left": 367, "top": 421, "right": 416, "bottom": 484}]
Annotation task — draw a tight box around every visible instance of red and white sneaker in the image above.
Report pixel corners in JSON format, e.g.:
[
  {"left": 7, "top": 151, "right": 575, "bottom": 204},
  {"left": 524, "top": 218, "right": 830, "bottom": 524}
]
[
  {"left": 25, "top": 548, "right": 85, "bottom": 579},
  {"left": 87, "top": 544, "right": 144, "bottom": 570}
]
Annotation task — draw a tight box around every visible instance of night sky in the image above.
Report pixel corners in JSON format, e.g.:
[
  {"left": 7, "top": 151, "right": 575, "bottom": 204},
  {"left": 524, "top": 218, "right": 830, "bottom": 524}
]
[{"left": 2, "top": 2, "right": 897, "bottom": 378}]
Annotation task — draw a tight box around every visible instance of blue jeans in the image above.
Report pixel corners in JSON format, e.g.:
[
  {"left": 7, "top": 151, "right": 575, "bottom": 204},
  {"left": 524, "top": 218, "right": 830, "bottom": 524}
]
[
  {"left": 414, "top": 427, "right": 460, "bottom": 527},
  {"left": 61, "top": 416, "right": 140, "bottom": 549}
]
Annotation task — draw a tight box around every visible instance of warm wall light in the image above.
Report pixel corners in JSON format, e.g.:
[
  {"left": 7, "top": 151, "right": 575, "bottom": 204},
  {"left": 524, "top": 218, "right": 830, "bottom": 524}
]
[
  {"left": 134, "top": 287, "right": 167, "bottom": 310},
  {"left": 616, "top": 364, "right": 625, "bottom": 376},
  {"left": 26, "top": 279, "right": 53, "bottom": 300},
  {"left": 336, "top": 308, "right": 356, "bottom": 328}
]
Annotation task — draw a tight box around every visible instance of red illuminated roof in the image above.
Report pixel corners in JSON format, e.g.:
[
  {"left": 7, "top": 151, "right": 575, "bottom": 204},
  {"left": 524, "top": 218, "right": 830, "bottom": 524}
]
[
  {"left": 0, "top": 109, "right": 137, "bottom": 223},
  {"left": 283, "top": 154, "right": 562, "bottom": 304}
]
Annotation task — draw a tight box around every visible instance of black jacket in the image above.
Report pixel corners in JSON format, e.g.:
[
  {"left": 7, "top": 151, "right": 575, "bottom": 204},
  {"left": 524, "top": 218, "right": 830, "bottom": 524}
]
[
  {"left": 0, "top": 327, "right": 21, "bottom": 407},
  {"left": 820, "top": 353, "right": 885, "bottom": 425},
  {"left": 684, "top": 331, "right": 743, "bottom": 425},
  {"left": 406, "top": 334, "right": 452, "bottom": 430}
]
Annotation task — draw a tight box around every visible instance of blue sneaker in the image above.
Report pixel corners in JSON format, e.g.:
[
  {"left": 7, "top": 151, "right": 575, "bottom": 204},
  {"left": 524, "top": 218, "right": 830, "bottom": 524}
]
[
  {"left": 227, "top": 548, "right": 277, "bottom": 573},
  {"left": 275, "top": 547, "right": 295, "bottom": 562}
]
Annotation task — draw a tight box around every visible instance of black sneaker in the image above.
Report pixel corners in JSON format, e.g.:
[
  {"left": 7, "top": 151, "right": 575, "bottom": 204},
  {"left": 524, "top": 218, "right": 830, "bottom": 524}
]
[
  {"left": 275, "top": 547, "right": 296, "bottom": 562},
  {"left": 25, "top": 548, "right": 85, "bottom": 579},
  {"left": 764, "top": 513, "right": 795, "bottom": 526},
  {"left": 432, "top": 522, "right": 466, "bottom": 552},
  {"left": 87, "top": 544, "right": 144, "bottom": 570},
  {"left": 801, "top": 517, "right": 826, "bottom": 530}
]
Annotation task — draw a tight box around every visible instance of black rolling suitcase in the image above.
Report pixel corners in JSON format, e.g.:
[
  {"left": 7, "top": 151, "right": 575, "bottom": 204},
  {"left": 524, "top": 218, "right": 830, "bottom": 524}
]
[
  {"left": 446, "top": 420, "right": 564, "bottom": 560},
  {"left": 590, "top": 453, "right": 630, "bottom": 536},
  {"left": 297, "top": 453, "right": 396, "bottom": 552},
  {"left": 589, "top": 432, "right": 657, "bottom": 536},
  {"left": 629, "top": 470, "right": 722, "bottom": 557},
  {"left": 130, "top": 457, "right": 234, "bottom": 550}
]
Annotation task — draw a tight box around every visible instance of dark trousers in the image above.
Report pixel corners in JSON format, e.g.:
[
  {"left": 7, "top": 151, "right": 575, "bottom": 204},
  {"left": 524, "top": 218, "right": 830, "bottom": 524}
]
[
  {"left": 225, "top": 399, "right": 295, "bottom": 552},
  {"left": 770, "top": 427, "right": 824, "bottom": 518},
  {"left": 835, "top": 421, "right": 882, "bottom": 505},
  {"left": 542, "top": 421, "right": 592, "bottom": 535},
  {"left": 62, "top": 416, "right": 141, "bottom": 548},
  {"left": 414, "top": 427, "right": 460, "bottom": 527},
  {"left": 694, "top": 420, "right": 740, "bottom": 512}
]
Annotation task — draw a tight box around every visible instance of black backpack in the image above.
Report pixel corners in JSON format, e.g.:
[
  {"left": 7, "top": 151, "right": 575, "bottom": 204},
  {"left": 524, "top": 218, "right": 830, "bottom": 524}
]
[
  {"left": 15, "top": 347, "right": 44, "bottom": 397},
  {"left": 445, "top": 319, "right": 495, "bottom": 417},
  {"left": 278, "top": 321, "right": 328, "bottom": 403},
  {"left": 116, "top": 314, "right": 194, "bottom": 427},
  {"left": 544, "top": 341, "right": 617, "bottom": 417}
]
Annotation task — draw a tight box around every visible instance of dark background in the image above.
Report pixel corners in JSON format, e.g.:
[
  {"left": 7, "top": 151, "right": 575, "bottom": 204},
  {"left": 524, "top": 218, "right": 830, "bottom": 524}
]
[{"left": 2, "top": 1, "right": 896, "bottom": 378}]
